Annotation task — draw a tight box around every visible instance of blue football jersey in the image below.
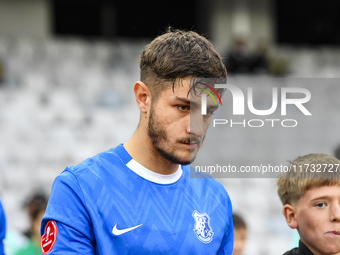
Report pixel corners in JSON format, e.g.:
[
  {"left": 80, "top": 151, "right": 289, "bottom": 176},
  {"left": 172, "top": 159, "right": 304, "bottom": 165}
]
[
  {"left": 0, "top": 198, "right": 6, "bottom": 255},
  {"left": 41, "top": 144, "right": 233, "bottom": 254}
]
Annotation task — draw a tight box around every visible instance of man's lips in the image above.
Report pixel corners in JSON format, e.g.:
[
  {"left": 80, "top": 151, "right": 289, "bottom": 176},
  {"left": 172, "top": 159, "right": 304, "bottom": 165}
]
[
  {"left": 187, "top": 143, "right": 198, "bottom": 149},
  {"left": 181, "top": 138, "right": 201, "bottom": 149},
  {"left": 183, "top": 141, "right": 198, "bottom": 147}
]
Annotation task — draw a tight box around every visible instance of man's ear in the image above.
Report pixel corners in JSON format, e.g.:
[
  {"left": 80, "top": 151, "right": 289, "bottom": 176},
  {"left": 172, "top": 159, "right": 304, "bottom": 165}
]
[
  {"left": 282, "top": 204, "right": 298, "bottom": 229},
  {"left": 134, "top": 81, "right": 151, "bottom": 113}
]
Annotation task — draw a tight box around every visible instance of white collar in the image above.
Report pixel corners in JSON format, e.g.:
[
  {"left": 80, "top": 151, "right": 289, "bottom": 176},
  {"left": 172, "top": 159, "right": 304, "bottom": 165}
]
[{"left": 126, "top": 159, "right": 183, "bottom": 184}]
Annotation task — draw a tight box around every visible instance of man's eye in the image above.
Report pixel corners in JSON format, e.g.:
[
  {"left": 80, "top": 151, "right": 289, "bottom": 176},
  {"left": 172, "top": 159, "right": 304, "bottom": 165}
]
[
  {"left": 178, "top": 105, "right": 189, "bottom": 112},
  {"left": 315, "top": 202, "right": 326, "bottom": 208}
]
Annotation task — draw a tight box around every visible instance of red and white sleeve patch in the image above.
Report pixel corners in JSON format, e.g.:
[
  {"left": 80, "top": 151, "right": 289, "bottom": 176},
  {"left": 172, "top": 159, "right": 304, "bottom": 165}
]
[{"left": 41, "top": 220, "right": 58, "bottom": 254}]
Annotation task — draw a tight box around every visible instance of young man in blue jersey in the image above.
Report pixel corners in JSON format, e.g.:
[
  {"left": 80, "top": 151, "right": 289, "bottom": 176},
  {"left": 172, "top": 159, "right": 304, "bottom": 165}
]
[{"left": 41, "top": 28, "right": 233, "bottom": 254}]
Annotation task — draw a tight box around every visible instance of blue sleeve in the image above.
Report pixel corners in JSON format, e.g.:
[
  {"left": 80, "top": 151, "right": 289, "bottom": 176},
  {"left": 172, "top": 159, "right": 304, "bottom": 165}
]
[
  {"left": 41, "top": 170, "right": 96, "bottom": 254},
  {"left": 217, "top": 192, "right": 234, "bottom": 255},
  {"left": 0, "top": 199, "right": 6, "bottom": 255}
]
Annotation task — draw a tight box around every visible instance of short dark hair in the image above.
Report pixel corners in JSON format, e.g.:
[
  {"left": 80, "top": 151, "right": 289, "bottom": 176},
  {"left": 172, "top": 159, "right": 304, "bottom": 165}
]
[
  {"left": 232, "top": 213, "right": 247, "bottom": 230},
  {"left": 139, "top": 28, "right": 227, "bottom": 100},
  {"left": 24, "top": 192, "right": 47, "bottom": 221}
]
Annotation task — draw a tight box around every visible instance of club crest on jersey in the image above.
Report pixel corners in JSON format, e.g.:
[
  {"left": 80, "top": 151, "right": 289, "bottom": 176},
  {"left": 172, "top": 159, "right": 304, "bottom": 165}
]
[{"left": 192, "top": 210, "right": 214, "bottom": 243}]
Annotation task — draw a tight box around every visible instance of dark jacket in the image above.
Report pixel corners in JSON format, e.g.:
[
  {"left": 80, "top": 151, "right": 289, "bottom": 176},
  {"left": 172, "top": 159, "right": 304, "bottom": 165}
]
[{"left": 283, "top": 240, "right": 314, "bottom": 255}]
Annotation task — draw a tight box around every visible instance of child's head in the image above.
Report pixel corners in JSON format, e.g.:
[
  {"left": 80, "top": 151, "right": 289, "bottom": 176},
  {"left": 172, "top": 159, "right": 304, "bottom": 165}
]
[
  {"left": 277, "top": 153, "right": 340, "bottom": 255},
  {"left": 24, "top": 192, "right": 47, "bottom": 245},
  {"left": 232, "top": 213, "right": 247, "bottom": 255}
]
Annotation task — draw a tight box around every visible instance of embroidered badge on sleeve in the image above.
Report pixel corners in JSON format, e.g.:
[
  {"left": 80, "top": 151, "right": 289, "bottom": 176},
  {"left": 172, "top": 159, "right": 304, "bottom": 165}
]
[{"left": 41, "top": 220, "right": 58, "bottom": 254}]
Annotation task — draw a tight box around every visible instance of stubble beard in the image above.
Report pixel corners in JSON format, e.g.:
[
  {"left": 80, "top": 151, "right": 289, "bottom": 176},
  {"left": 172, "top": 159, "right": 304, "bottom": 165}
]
[{"left": 147, "top": 107, "right": 196, "bottom": 165}]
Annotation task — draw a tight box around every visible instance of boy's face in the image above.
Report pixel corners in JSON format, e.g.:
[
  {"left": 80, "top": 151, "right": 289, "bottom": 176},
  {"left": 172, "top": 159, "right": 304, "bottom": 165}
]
[
  {"left": 233, "top": 227, "right": 247, "bottom": 255},
  {"left": 294, "top": 185, "right": 340, "bottom": 255}
]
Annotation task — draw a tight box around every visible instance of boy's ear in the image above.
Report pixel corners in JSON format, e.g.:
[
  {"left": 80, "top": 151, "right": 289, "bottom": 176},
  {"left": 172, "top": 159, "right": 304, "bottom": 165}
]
[
  {"left": 282, "top": 204, "right": 298, "bottom": 229},
  {"left": 134, "top": 81, "right": 151, "bottom": 113}
]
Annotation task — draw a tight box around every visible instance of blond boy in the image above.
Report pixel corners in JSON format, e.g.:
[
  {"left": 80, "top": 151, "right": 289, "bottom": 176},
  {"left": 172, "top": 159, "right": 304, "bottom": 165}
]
[{"left": 277, "top": 154, "right": 340, "bottom": 255}]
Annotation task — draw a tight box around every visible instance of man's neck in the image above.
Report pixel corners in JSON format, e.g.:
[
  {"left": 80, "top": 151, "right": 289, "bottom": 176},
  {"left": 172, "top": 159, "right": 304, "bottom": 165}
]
[{"left": 124, "top": 130, "right": 180, "bottom": 175}]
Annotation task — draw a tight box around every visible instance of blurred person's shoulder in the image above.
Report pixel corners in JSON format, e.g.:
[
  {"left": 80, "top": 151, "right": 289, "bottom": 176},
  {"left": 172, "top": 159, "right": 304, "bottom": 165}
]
[{"left": 14, "top": 238, "right": 40, "bottom": 255}]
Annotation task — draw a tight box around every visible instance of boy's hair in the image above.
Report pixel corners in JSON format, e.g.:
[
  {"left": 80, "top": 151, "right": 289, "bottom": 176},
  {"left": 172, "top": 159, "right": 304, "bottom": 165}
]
[
  {"left": 232, "top": 213, "right": 247, "bottom": 230},
  {"left": 139, "top": 28, "right": 227, "bottom": 101},
  {"left": 24, "top": 192, "right": 47, "bottom": 221},
  {"left": 277, "top": 153, "right": 340, "bottom": 205}
]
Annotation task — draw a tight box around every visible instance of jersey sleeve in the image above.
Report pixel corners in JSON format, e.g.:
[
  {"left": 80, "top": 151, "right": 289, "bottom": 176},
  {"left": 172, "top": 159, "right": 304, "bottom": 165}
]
[
  {"left": 0, "top": 199, "right": 6, "bottom": 255},
  {"left": 41, "top": 170, "right": 96, "bottom": 254},
  {"left": 217, "top": 192, "right": 234, "bottom": 255}
]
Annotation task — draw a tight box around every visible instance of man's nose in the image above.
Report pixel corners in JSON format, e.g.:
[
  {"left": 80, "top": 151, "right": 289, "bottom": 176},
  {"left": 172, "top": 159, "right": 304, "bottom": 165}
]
[{"left": 187, "top": 110, "right": 204, "bottom": 137}]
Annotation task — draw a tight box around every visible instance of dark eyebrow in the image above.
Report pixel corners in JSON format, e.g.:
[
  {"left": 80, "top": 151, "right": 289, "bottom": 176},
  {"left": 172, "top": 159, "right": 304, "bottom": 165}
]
[
  {"left": 175, "top": 96, "right": 199, "bottom": 108},
  {"left": 174, "top": 96, "right": 220, "bottom": 110}
]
